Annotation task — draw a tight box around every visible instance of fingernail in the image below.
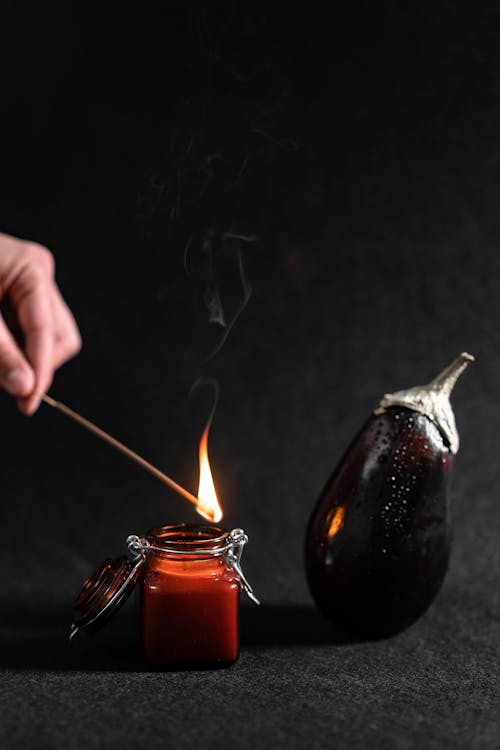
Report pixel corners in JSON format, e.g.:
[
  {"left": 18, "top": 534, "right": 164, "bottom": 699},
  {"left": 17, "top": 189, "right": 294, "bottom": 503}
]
[
  {"left": 3, "top": 368, "right": 31, "bottom": 396},
  {"left": 24, "top": 394, "right": 41, "bottom": 415}
]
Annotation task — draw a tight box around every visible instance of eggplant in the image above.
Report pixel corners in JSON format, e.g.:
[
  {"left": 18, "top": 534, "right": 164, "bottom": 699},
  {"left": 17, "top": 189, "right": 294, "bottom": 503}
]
[{"left": 305, "top": 353, "right": 473, "bottom": 638}]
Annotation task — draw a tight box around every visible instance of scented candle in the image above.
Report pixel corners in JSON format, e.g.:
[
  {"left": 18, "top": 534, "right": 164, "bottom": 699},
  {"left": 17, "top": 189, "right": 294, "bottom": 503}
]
[
  {"left": 139, "top": 524, "right": 240, "bottom": 665},
  {"left": 71, "top": 523, "right": 258, "bottom": 668}
]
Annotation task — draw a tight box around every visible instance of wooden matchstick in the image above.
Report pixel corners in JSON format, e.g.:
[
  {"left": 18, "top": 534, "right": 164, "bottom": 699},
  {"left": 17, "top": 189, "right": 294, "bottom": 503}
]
[{"left": 40, "top": 393, "right": 204, "bottom": 515}]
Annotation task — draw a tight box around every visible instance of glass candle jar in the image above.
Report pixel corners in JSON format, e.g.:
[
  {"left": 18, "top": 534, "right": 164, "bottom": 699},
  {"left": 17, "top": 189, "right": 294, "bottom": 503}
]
[
  {"left": 134, "top": 524, "right": 243, "bottom": 666},
  {"left": 71, "top": 523, "right": 258, "bottom": 668}
]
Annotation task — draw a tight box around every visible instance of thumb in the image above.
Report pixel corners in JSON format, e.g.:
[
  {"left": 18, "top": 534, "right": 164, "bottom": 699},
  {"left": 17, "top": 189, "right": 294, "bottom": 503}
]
[{"left": 0, "top": 314, "right": 35, "bottom": 397}]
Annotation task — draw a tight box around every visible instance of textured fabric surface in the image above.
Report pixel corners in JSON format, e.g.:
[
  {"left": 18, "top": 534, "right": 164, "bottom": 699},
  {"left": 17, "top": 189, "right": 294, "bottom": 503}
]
[
  {"left": 1, "top": 3, "right": 500, "bottom": 748},
  {"left": 1, "top": 594, "right": 498, "bottom": 749}
]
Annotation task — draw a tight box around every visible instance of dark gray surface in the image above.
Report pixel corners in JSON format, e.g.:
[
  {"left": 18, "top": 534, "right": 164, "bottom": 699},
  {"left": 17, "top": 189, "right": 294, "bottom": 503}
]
[
  {"left": 1, "top": 592, "right": 498, "bottom": 749},
  {"left": 1, "top": 3, "right": 500, "bottom": 748}
]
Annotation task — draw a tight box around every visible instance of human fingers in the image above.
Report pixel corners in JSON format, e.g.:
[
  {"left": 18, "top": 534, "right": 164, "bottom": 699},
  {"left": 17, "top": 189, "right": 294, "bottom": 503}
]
[
  {"left": 12, "top": 260, "right": 55, "bottom": 415},
  {"left": 0, "top": 312, "right": 35, "bottom": 397},
  {"left": 51, "top": 284, "right": 82, "bottom": 369}
]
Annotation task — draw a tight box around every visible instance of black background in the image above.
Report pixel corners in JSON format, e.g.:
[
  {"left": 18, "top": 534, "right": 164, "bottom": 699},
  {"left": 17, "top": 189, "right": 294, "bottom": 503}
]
[{"left": 1, "top": 3, "right": 499, "bottom": 748}]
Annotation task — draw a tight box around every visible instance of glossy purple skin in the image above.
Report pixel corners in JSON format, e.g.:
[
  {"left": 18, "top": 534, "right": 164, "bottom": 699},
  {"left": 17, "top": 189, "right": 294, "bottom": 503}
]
[{"left": 305, "top": 407, "right": 453, "bottom": 638}]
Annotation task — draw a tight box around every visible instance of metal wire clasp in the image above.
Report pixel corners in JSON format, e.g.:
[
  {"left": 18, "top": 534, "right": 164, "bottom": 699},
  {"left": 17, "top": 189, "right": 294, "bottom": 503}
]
[
  {"left": 126, "top": 529, "right": 259, "bottom": 605},
  {"left": 127, "top": 534, "right": 149, "bottom": 559},
  {"left": 226, "top": 528, "right": 260, "bottom": 605}
]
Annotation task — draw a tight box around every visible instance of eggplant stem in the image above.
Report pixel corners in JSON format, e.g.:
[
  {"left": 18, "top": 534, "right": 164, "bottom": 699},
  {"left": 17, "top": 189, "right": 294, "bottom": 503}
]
[
  {"left": 376, "top": 352, "right": 475, "bottom": 454},
  {"left": 430, "top": 352, "right": 475, "bottom": 397}
]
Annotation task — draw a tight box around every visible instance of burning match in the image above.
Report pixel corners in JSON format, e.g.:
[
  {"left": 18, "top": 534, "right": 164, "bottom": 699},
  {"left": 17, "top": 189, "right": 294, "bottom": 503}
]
[{"left": 40, "top": 393, "right": 222, "bottom": 523}]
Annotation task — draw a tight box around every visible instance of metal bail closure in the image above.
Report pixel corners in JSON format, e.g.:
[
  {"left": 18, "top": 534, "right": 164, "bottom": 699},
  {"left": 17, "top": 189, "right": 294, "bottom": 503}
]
[
  {"left": 70, "top": 549, "right": 146, "bottom": 642},
  {"left": 227, "top": 528, "right": 260, "bottom": 605}
]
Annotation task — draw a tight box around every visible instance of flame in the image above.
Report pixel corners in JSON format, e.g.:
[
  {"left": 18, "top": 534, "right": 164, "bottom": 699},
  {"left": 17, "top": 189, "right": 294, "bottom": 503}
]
[{"left": 196, "top": 423, "right": 223, "bottom": 523}]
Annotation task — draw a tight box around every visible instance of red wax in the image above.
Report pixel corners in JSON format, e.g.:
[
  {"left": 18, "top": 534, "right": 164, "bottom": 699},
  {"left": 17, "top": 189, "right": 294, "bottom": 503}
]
[{"left": 141, "top": 532, "right": 240, "bottom": 666}]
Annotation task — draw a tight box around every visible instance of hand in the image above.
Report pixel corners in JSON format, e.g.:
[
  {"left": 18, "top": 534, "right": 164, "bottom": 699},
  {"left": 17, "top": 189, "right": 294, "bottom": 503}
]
[{"left": 0, "top": 232, "right": 81, "bottom": 415}]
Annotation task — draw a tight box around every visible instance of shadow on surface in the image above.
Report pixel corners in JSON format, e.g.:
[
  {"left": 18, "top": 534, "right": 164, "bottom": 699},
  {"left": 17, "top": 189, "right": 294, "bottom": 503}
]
[
  {"left": 240, "top": 605, "right": 354, "bottom": 647},
  {"left": 0, "top": 603, "right": 353, "bottom": 671},
  {"left": 0, "top": 604, "right": 143, "bottom": 671}
]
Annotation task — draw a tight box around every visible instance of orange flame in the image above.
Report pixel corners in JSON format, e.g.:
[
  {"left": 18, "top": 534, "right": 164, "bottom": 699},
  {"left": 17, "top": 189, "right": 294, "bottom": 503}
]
[{"left": 196, "top": 423, "right": 223, "bottom": 523}]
